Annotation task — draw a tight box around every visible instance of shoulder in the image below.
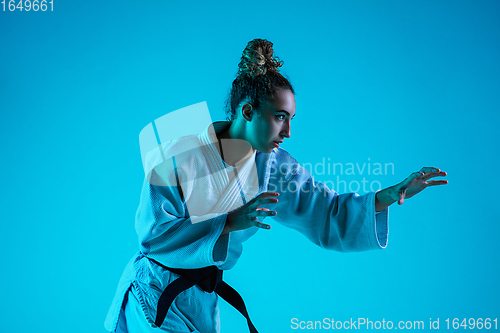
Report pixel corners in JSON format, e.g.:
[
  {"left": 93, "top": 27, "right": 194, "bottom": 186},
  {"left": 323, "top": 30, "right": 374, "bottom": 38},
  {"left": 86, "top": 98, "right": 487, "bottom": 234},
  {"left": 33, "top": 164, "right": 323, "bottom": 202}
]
[
  {"left": 273, "top": 147, "right": 298, "bottom": 163},
  {"left": 266, "top": 147, "right": 304, "bottom": 179},
  {"left": 144, "top": 134, "right": 204, "bottom": 186}
]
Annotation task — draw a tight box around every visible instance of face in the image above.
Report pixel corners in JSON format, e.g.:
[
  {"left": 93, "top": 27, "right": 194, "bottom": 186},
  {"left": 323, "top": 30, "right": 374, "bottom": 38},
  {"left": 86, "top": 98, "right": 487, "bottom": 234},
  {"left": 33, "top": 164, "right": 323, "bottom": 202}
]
[{"left": 244, "top": 89, "right": 296, "bottom": 153}]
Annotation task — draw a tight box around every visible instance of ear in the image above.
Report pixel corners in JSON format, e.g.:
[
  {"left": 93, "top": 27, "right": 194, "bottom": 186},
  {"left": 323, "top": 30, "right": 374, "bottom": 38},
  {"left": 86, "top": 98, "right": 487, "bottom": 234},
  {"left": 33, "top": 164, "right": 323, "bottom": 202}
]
[{"left": 240, "top": 103, "right": 253, "bottom": 121}]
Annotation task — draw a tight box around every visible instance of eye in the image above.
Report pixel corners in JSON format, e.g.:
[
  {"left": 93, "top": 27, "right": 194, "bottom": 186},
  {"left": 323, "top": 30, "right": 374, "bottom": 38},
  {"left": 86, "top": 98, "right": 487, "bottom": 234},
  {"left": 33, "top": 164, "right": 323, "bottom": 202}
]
[{"left": 276, "top": 115, "right": 285, "bottom": 121}]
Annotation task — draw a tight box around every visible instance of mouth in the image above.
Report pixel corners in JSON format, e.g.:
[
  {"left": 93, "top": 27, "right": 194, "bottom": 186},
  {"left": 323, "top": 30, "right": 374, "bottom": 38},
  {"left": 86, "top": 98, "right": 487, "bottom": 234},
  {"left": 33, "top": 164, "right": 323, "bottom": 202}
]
[{"left": 272, "top": 141, "right": 283, "bottom": 148}]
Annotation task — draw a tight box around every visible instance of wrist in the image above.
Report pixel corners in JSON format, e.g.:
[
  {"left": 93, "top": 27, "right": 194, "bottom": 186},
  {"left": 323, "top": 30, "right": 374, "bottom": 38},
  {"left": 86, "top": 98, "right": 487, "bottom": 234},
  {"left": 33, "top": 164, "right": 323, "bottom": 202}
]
[
  {"left": 376, "top": 186, "right": 397, "bottom": 204},
  {"left": 375, "top": 186, "right": 398, "bottom": 212}
]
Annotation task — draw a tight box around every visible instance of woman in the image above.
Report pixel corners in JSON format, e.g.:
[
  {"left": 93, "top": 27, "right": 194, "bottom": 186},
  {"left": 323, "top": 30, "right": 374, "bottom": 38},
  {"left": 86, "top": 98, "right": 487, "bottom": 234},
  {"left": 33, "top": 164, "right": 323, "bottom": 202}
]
[{"left": 104, "top": 39, "right": 447, "bottom": 333}]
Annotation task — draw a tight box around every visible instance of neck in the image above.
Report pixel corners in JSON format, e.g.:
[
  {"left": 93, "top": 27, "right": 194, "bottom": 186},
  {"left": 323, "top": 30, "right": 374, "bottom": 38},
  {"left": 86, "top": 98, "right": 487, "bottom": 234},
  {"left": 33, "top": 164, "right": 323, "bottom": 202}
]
[{"left": 217, "top": 121, "right": 255, "bottom": 166}]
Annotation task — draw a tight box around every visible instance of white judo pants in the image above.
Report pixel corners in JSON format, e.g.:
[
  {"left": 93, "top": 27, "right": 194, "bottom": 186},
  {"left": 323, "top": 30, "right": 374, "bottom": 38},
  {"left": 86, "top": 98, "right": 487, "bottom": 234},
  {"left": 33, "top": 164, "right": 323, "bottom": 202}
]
[{"left": 115, "top": 284, "right": 194, "bottom": 333}]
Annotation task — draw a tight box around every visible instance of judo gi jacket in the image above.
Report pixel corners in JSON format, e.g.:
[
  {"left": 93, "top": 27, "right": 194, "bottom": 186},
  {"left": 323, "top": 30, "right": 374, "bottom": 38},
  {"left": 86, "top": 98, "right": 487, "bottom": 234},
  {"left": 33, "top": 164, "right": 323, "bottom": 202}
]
[{"left": 105, "top": 121, "right": 389, "bottom": 332}]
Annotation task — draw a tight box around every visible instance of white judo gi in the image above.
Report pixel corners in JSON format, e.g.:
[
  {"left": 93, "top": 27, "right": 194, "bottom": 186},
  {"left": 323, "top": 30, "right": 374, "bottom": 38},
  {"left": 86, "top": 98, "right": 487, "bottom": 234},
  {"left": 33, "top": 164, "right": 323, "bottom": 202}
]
[{"left": 104, "top": 121, "right": 389, "bottom": 333}]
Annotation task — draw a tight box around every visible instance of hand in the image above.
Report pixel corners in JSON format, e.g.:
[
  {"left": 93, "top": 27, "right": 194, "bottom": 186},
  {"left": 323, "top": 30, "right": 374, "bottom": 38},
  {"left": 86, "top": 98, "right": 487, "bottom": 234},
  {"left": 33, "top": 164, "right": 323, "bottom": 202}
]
[
  {"left": 222, "top": 192, "right": 279, "bottom": 234},
  {"left": 395, "top": 167, "right": 448, "bottom": 205}
]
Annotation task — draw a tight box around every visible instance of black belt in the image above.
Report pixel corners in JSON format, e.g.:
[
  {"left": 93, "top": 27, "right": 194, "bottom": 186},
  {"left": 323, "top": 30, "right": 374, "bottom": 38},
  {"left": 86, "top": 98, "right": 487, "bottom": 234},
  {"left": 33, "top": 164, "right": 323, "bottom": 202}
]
[{"left": 148, "top": 257, "right": 258, "bottom": 333}]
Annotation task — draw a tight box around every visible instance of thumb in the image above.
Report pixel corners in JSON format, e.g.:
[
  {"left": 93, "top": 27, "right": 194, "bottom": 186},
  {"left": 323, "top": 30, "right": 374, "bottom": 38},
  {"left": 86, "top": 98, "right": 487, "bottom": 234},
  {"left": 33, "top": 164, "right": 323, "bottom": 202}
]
[{"left": 398, "top": 188, "right": 407, "bottom": 205}]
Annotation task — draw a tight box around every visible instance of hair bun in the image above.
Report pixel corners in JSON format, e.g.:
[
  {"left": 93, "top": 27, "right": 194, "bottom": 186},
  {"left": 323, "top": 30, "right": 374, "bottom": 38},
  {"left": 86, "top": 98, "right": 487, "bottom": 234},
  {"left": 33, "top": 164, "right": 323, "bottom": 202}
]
[{"left": 237, "top": 39, "right": 283, "bottom": 77}]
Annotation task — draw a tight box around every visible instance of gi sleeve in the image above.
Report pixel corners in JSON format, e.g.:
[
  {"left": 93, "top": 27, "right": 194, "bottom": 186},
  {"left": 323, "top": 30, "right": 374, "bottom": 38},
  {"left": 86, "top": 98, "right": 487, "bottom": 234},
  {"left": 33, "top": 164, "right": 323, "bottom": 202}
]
[
  {"left": 135, "top": 158, "right": 230, "bottom": 269},
  {"left": 267, "top": 151, "right": 388, "bottom": 252}
]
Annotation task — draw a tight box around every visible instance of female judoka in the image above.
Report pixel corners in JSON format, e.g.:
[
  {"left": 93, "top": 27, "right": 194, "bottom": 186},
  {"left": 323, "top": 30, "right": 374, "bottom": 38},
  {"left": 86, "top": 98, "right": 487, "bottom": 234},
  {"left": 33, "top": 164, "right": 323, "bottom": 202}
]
[{"left": 105, "top": 38, "right": 448, "bottom": 333}]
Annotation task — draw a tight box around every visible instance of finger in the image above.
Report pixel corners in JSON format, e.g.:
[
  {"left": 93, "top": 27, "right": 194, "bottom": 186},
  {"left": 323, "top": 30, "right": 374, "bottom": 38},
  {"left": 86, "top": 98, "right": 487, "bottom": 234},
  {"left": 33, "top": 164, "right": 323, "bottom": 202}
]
[
  {"left": 423, "top": 171, "right": 447, "bottom": 180},
  {"left": 421, "top": 167, "right": 447, "bottom": 180},
  {"left": 408, "top": 171, "right": 424, "bottom": 181},
  {"left": 256, "top": 208, "right": 270, "bottom": 211},
  {"left": 258, "top": 192, "right": 280, "bottom": 198},
  {"left": 420, "top": 167, "right": 440, "bottom": 174},
  {"left": 252, "top": 219, "right": 271, "bottom": 230},
  {"left": 249, "top": 192, "right": 279, "bottom": 206},
  {"left": 398, "top": 188, "right": 407, "bottom": 205},
  {"left": 248, "top": 196, "right": 278, "bottom": 210},
  {"left": 254, "top": 197, "right": 279, "bottom": 209},
  {"left": 426, "top": 180, "right": 448, "bottom": 186},
  {"left": 251, "top": 210, "right": 277, "bottom": 218}
]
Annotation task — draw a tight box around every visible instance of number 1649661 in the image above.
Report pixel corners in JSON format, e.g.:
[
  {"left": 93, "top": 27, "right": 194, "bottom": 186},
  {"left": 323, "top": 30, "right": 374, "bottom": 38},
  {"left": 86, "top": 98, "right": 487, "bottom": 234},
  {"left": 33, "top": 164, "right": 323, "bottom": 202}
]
[{"left": 2, "top": 0, "right": 53, "bottom": 11}]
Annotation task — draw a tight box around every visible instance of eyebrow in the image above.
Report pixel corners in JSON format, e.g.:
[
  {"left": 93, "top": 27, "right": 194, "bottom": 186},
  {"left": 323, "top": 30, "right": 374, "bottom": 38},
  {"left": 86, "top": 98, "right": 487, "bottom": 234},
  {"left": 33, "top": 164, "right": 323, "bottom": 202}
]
[{"left": 276, "top": 110, "right": 296, "bottom": 118}]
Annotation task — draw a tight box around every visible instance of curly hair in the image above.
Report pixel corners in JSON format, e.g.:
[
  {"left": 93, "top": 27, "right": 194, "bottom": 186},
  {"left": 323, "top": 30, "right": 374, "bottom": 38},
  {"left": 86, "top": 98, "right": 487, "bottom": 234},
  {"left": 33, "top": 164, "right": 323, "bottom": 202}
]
[{"left": 225, "top": 39, "right": 295, "bottom": 122}]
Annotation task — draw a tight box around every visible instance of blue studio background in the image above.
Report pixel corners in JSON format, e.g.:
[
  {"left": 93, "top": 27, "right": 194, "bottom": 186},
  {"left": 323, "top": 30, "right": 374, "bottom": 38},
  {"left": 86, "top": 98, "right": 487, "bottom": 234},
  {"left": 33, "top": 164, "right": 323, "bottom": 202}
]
[{"left": 1, "top": 1, "right": 499, "bottom": 332}]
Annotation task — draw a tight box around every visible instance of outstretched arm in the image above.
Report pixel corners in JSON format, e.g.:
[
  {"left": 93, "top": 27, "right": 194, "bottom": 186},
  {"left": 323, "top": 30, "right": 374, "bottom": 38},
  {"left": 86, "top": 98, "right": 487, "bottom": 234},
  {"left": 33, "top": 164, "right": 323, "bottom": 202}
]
[
  {"left": 266, "top": 151, "right": 389, "bottom": 252},
  {"left": 375, "top": 167, "right": 448, "bottom": 212}
]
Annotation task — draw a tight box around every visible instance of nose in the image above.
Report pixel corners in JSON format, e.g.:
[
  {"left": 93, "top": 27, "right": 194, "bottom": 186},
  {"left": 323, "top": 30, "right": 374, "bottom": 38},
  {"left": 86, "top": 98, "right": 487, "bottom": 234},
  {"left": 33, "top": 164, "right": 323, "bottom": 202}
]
[{"left": 281, "top": 120, "right": 291, "bottom": 139}]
